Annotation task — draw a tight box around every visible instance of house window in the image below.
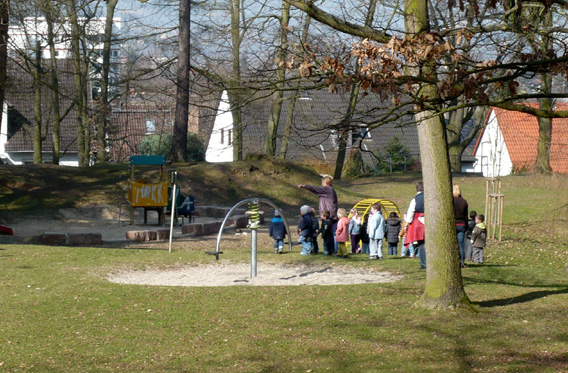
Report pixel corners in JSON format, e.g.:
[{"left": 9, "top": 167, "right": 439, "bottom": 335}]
[
  {"left": 361, "top": 127, "right": 371, "bottom": 139},
  {"left": 146, "top": 120, "right": 156, "bottom": 134},
  {"left": 220, "top": 128, "right": 224, "bottom": 144},
  {"left": 111, "top": 50, "right": 119, "bottom": 57},
  {"left": 228, "top": 129, "right": 232, "bottom": 145},
  {"left": 54, "top": 50, "right": 60, "bottom": 57},
  {"left": 164, "top": 119, "right": 173, "bottom": 127}
]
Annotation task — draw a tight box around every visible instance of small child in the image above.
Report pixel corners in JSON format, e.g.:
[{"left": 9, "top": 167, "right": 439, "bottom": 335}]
[
  {"left": 385, "top": 212, "right": 401, "bottom": 256},
  {"left": 297, "top": 205, "right": 313, "bottom": 256},
  {"left": 367, "top": 203, "right": 385, "bottom": 260},
  {"left": 310, "top": 208, "right": 320, "bottom": 254},
  {"left": 360, "top": 214, "right": 370, "bottom": 255},
  {"left": 269, "top": 210, "right": 287, "bottom": 254},
  {"left": 470, "top": 214, "right": 487, "bottom": 263},
  {"left": 335, "top": 208, "right": 350, "bottom": 258},
  {"left": 465, "top": 210, "right": 477, "bottom": 262},
  {"left": 320, "top": 210, "right": 335, "bottom": 256},
  {"left": 348, "top": 208, "right": 362, "bottom": 254}
]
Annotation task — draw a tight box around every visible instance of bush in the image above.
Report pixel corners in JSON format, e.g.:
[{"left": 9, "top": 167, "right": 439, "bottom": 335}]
[
  {"left": 342, "top": 148, "right": 368, "bottom": 179},
  {"left": 140, "top": 133, "right": 205, "bottom": 162},
  {"left": 375, "top": 136, "right": 415, "bottom": 173}
]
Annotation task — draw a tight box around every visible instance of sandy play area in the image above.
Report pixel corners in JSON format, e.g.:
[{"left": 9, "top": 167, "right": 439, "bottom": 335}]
[{"left": 107, "top": 263, "right": 402, "bottom": 287}]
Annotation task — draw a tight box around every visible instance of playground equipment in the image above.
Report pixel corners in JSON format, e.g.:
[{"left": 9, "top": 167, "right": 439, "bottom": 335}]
[
  {"left": 126, "top": 155, "right": 168, "bottom": 225},
  {"left": 349, "top": 198, "right": 401, "bottom": 220},
  {"left": 206, "top": 198, "right": 293, "bottom": 278},
  {"left": 0, "top": 225, "right": 13, "bottom": 235},
  {"left": 485, "top": 178, "right": 504, "bottom": 241}
]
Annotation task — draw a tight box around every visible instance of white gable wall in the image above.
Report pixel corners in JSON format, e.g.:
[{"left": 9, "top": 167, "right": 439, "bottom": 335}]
[
  {"left": 205, "top": 91, "right": 234, "bottom": 163},
  {"left": 473, "top": 110, "right": 513, "bottom": 177}
]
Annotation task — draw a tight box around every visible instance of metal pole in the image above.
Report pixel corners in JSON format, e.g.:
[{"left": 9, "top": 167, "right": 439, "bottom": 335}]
[
  {"left": 251, "top": 229, "right": 257, "bottom": 277},
  {"left": 168, "top": 172, "right": 177, "bottom": 253}
]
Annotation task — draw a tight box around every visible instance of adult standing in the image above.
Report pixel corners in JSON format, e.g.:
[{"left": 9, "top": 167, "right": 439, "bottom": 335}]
[
  {"left": 298, "top": 175, "right": 339, "bottom": 254},
  {"left": 405, "top": 181, "right": 426, "bottom": 269},
  {"left": 298, "top": 175, "right": 338, "bottom": 221},
  {"left": 453, "top": 184, "right": 469, "bottom": 268}
]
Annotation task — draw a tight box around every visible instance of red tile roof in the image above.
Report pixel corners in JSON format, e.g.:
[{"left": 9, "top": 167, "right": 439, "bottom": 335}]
[{"left": 478, "top": 104, "right": 568, "bottom": 173}]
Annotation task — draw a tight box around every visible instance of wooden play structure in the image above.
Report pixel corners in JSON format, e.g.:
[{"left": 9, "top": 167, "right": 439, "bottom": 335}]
[
  {"left": 127, "top": 155, "right": 169, "bottom": 225},
  {"left": 485, "top": 178, "right": 504, "bottom": 241}
]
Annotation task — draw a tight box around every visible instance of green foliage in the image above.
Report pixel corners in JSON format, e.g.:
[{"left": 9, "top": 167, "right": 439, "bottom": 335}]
[
  {"left": 342, "top": 148, "right": 368, "bottom": 179},
  {"left": 139, "top": 133, "right": 205, "bottom": 162},
  {"left": 375, "top": 136, "right": 415, "bottom": 173}
]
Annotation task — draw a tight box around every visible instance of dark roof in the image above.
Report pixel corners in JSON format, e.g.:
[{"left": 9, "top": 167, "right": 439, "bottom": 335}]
[
  {"left": 236, "top": 89, "right": 419, "bottom": 165},
  {"left": 4, "top": 58, "right": 82, "bottom": 153}
]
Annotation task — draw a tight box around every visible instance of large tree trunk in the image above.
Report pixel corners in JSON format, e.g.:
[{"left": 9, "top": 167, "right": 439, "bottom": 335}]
[
  {"left": 405, "top": 0, "right": 470, "bottom": 309},
  {"left": 172, "top": 0, "right": 190, "bottom": 162},
  {"left": 95, "top": 0, "right": 118, "bottom": 163},
  {"left": 265, "top": 1, "right": 290, "bottom": 156}
]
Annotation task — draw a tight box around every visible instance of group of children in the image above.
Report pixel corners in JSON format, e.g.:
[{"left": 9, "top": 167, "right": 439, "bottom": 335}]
[{"left": 268, "top": 175, "right": 488, "bottom": 263}]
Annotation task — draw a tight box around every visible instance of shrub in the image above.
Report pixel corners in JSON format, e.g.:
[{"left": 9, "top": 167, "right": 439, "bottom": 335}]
[{"left": 140, "top": 133, "right": 205, "bottom": 162}]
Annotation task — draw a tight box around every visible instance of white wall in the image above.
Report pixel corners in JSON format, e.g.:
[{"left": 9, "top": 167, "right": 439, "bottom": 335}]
[
  {"left": 473, "top": 110, "right": 513, "bottom": 177},
  {"left": 205, "top": 91, "right": 234, "bottom": 163}
]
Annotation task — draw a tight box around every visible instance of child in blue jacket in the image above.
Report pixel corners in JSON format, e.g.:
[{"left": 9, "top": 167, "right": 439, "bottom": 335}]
[{"left": 269, "top": 210, "right": 287, "bottom": 254}]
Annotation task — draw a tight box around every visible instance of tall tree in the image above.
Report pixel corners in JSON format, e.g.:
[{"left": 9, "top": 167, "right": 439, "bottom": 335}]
[
  {"left": 0, "top": 0, "right": 9, "bottom": 156},
  {"left": 95, "top": 0, "right": 119, "bottom": 163},
  {"left": 264, "top": 0, "right": 290, "bottom": 156},
  {"left": 172, "top": 0, "right": 190, "bottom": 162}
]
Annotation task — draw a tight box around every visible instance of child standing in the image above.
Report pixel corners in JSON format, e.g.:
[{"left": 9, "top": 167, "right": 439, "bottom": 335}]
[
  {"left": 471, "top": 214, "right": 487, "bottom": 263},
  {"left": 298, "top": 175, "right": 338, "bottom": 221},
  {"left": 335, "top": 208, "right": 350, "bottom": 258},
  {"left": 320, "top": 210, "right": 335, "bottom": 256},
  {"left": 360, "top": 214, "right": 370, "bottom": 255},
  {"left": 465, "top": 210, "right": 477, "bottom": 262},
  {"left": 297, "top": 205, "right": 313, "bottom": 256},
  {"left": 348, "top": 208, "right": 362, "bottom": 254},
  {"left": 269, "top": 210, "right": 287, "bottom": 254},
  {"left": 310, "top": 208, "right": 320, "bottom": 254},
  {"left": 385, "top": 212, "right": 401, "bottom": 256},
  {"left": 367, "top": 203, "right": 385, "bottom": 260},
  {"left": 399, "top": 214, "right": 409, "bottom": 257}
]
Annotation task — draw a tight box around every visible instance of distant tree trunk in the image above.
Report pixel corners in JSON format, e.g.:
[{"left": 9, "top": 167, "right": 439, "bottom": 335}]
[
  {"left": 404, "top": 0, "right": 470, "bottom": 309},
  {"left": 279, "top": 15, "right": 310, "bottom": 159},
  {"left": 66, "top": 0, "right": 90, "bottom": 167},
  {"left": 33, "top": 40, "right": 43, "bottom": 164},
  {"left": 534, "top": 11, "right": 553, "bottom": 174},
  {"left": 229, "top": 0, "right": 243, "bottom": 161},
  {"left": 333, "top": 0, "right": 376, "bottom": 180},
  {"left": 45, "top": 6, "right": 61, "bottom": 165},
  {"left": 265, "top": 1, "right": 290, "bottom": 156},
  {"left": 95, "top": 0, "right": 118, "bottom": 163},
  {"left": 172, "top": 0, "right": 190, "bottom": 162},
  {"left": 0, "top": 0, "right": 8, "bottom": 152}
]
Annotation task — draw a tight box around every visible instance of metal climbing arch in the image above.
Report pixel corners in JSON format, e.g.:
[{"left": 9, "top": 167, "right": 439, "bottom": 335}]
[{"left": 349, "top": 198, "right": 401, "bottom": 219}]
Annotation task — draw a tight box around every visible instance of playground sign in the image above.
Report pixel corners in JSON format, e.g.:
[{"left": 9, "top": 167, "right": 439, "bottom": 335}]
[{"left": 129, "top": 181, "right": 169, "bottom": 207}]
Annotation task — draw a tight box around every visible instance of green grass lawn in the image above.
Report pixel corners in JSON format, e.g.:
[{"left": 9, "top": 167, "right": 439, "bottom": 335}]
[{"left": 1, "top": 164, "right": 568, "bottom": 371}]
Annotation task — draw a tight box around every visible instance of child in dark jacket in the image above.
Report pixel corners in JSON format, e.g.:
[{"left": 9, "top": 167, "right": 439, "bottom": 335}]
[
  {"left": 297, "top": 205, "right": 314, "bottom": 256},
  {"left": 471, "top": 214, "right": 487, "bottom": 263},
  {"left": 269, "top": 210, "right": 287, "bottom": 254},
  {"left": 310, "top": 208, "right": 320, "bottom": 254},
  {"left": 320, "top": 210, "right": 335, "bottom": 256},
  {"left": 360, "top": 214, "right": 370, "bottom": 255},
  {"left": 385, "top": 212, "right": 402, "bottom": 256},
  {"left": 465, "top": 210, "right": 477, "bottom": 261}
]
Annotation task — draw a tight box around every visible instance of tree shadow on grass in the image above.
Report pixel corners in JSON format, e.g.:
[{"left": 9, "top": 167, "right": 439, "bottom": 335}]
[{"left": 474, "top": 287, "right": 568, "bottom": 308}]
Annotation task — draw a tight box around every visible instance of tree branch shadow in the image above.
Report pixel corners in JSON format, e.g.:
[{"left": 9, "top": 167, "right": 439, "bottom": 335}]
[{"left": 474, "top": 287, "right": 568, "bottom": 308}]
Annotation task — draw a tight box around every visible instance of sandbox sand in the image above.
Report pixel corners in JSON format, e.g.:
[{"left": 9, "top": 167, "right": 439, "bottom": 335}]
[{"left": 107, "top": 263, "right": 402, "bottom": 287}]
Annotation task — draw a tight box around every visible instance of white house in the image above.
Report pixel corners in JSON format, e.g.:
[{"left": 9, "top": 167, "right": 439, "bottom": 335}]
[
  {"left": 205, "top": 91, "right": 234, "bottom": 163},
  {"left": 471, "top": 105, "right": 568, "bottom": 176}
]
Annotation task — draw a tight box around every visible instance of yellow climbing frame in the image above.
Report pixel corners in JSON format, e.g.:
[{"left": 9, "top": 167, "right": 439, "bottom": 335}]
[{"left": 349, "top": 198, "right": 401, "bottom": 220}]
